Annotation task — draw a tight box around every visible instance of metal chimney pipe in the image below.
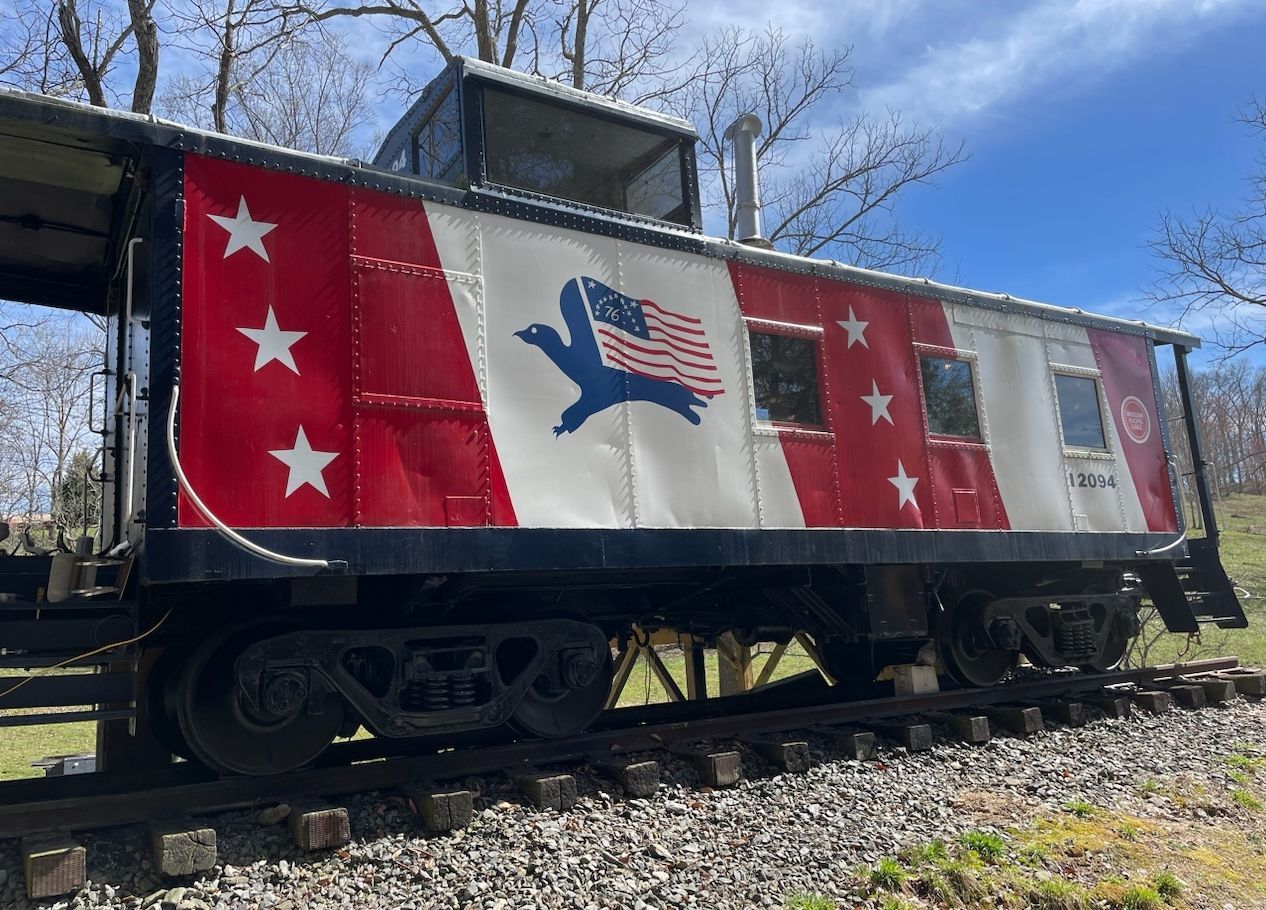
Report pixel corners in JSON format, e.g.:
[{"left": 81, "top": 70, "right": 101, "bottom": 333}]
[{"left": 724, "top": 112, "right": 770, "bottom": 248}]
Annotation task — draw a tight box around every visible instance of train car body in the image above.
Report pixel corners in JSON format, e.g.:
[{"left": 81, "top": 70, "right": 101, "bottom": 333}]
[{"left": 0, "top": 59, "right": 1247, "bottom": 775}]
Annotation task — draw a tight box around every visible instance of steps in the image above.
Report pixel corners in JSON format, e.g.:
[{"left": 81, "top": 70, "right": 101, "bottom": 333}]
[{"left": 1137, "top": 537, "right": 1248, "bottom": 633}]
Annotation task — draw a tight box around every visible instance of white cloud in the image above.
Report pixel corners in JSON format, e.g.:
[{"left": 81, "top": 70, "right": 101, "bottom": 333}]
[{"left": 860, "top": 0, "right": 1261, "bottom": 128}]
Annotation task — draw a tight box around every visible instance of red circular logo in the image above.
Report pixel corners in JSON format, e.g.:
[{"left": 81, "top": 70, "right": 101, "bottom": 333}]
[{"left": 1121, "top": 396, "right": 1151, "bottom": 444}]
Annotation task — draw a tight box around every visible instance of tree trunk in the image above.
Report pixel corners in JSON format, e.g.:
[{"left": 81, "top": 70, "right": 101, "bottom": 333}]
[{"left": 127, "top": 0, "right": 159, "bottom": 114}]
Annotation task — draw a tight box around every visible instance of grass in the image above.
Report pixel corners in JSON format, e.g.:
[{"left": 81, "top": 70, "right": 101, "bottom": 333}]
[
  {"left": 1152, "top": 871, "right": 1182, "bottom": 900},
  {"left": 1231, "top": 788, "right": 1262, "bottom": 810},
  {"left": 1030, "top": 878, "right": 1084, "bottom": 910},
  {"left": 1065, "top": 799, "right": 1096, "bottom": 818},
  {"left": 868, "top": 857, "right": 908, "bottom": 892},
  {"left": 782, "top": 892, "right": 833, "bottom": 910},
  {"left": 0, "top": 708, "right": 94, "bottom": 780},
  {"left": 1119, "top": 885, "right": 1162, "bottom": 910},
  {"left": 1142, "top": 491, "right": 1266, "bottom": 666},
  {"left": 959, "top": 829, "right": 1006, "bottom": 862}
]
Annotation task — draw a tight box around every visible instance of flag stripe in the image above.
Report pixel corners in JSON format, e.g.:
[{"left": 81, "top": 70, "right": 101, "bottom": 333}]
[
  {"left": 600, "top": 341, "right": 724, "bottom": 385},
  {"left": 605, "top": 352, "right": 725, "bottom": 396},
  {"left": 647, "top": 326, "right": 711, "bottom": 353},
  {"left": 640, "top": 298, "right": 702, "bottom": 325},
  {"left": 644, "top": 312, "right": 706, "bottom": 337},
  {"left": 597, "top": 328, "right": 717, "bottom": 370}
]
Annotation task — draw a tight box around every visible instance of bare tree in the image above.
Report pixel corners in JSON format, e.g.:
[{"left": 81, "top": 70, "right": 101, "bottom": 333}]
[
  {"left": 161, "top": 27, "right": 374, "bottom": 156},
  {"left": 290, "top": 0, "right": 685, "bottom": 104},
  {"left": 0, "top": 0, "right": 160, "bottom": 111},
  {"left": 1150, "top": 99, "right": 1266, "bottom": 357},
  {"left": 667, "top": 27, "right": 965, "bottom": 274}
]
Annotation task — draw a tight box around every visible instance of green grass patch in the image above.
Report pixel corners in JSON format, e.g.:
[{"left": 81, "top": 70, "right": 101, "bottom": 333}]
[
  {"left": 0, "top": 710, "right": 95, "bottom": 780},
  {"left": 1223, "top": 752, "right": 1264, "bottom": 774},
  {"left": 1030, "top": 877, "right": 1084, "bottom": 910},
  {"left": 782, "top": 892, "right": 833, "bottom": 910},
  {"left": 1151, "top": 871, "right": 1182, "bottom": 900},
  {"left": 868, "top": 856, "right": 908, "bottom": 892},
  {"left": 1231, "top": 788, "right": 1262, "bottom": 810},
  {"left": 1119, "top": 884, "right": 1162, "bottom": 910},
  {"left": 899, "top": 838, "right": 948, "bottom": 866},
  {"left": 1066, "top": 799, "right": 1095, "bottom": 818},
  {"left": 1116, "top": 821, "right": 1141, "bottom": 840},
  {"left": 959, "top": 829, "right": 1006, "bottom": 862}
]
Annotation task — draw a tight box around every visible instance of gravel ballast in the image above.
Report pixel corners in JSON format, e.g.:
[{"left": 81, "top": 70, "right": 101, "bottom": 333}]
[{"left": 2, "top": 697, "right": 1263, "bottom": 910}]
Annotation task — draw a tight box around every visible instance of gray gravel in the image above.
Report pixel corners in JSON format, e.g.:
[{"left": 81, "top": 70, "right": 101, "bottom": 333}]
[{"left": 3, "top": 697, "right": 1263, "bottom": 910}]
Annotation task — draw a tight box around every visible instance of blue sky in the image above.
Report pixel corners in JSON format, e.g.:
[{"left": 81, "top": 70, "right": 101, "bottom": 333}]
[{"left": 783, "top": 0, "right": 1266, "bottom": 365}]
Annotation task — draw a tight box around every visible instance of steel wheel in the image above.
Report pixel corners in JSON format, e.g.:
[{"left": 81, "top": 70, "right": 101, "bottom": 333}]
[
  {"left": 176, "top": 621, "right": 345, "bottom": 776},
  {"left": 1080, "top": 632, "right": 1130, "bottom": 673},
  {"left": 511, "top": 647, "right": 612, "bottom": 739},
  {"left": 937, "top": 592, "right": 1016, "bottom": 688}
]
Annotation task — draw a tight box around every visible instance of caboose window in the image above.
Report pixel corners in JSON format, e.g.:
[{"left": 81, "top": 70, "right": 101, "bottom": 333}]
[
  {"left": 481, "top": 87, "right": 689, "bottom": 224},
  {"left": 920, "top": 355, "right": 981, "bottom": 439},
  {"left": 750, "top": 332, "right": 823, "bottom": 426},
  {"left": 412, "top": 84, "right": 463, "bottom": 183},
  {"left": 1054, "top": 373, "right": 1107, "bottom": 449}
]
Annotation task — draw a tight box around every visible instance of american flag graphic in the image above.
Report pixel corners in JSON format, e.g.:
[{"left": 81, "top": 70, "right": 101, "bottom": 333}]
[{"left": 580, "top": 277, "right": 725, "bottom": 397}]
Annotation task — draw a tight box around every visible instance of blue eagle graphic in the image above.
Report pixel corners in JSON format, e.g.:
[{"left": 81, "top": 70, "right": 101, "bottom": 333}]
[{"left": 516, "top": 277, "right": 719, "bottom": 436}]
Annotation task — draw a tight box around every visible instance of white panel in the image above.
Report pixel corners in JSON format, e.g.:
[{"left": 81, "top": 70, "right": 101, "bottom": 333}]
[
  {"left": 457, "top": 213, "right": 633, "bottom": 527},
  {"left": 616, "top": 243, "right": 761, "bottom": 528},
  {"left": 942, "top": 305, "right": 1074, "bottom": 531}
]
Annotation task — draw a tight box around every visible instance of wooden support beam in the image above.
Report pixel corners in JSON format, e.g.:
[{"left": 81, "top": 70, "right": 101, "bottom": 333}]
[
  {"left": 593, "top": 757, "right": 660, "bottom": 798},
  {"left": 1083, "top": 693, "right": 1132, "bottom": 719},
  {"left": 643, "top": 645, "right": 686, "bottom": 703},
  {"left": 925, "top": 712, "right": 991, "bottom": 744},
  {"left": 744, "top": 737, "right": 811, "bottom": 773},
  {"left": 818, "top": 727, "right": 877, "bottom": 760},
  {"left": 1130, "top": 690, "right": 1173, "bottom": 714},
  {"left": 605, "top": 644, "right": 641, "bottom": 710},
  {"left": 716, "top": 632, "right": 753, "bottom": 696},
  {"left": 680, "top": 634, "right": 708, "bottom": 701},
  {"left": 1034, "top": 700, "right": 1087, "bottom": 727},
  {"left": 754, "top": 642, "right": 788, "bottom": 688},
  {"left": 793, "top": 631, "right": 836, "bottom": 684},
  {"left": 862, "top": 720, "right": 934, "bottom": 752},
  {"left": 980, "top": 706, "right": 1044, "bottom": 735}
]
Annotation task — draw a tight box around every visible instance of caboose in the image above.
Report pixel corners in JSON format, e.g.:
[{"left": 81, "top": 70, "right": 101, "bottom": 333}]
[{"left": 0, "top": 58, "right": 1246, "bottom": 776}]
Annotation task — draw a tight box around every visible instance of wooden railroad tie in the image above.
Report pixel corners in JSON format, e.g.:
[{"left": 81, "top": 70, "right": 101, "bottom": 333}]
[
  {"left": 21, "top": 836, "right": 85, "bottom": 900},
  {"left": 1161, "top": 683, "right": 1208, "bottom": 709},
  {"left": 815, "top": 726, "right": 878, "bottom": 761},
  {"left": 289, "top": 802, "right": 351, "bottom": 850},
  {"left": 979, "top": 705, "right": 1044, "bottom": 736},
  {"left": 592, "top": 756, "right": 661, "bottom": 798},
  {"left": 923, "top": 712, "right": 991, "bottom": 744},
  {"left": 1186, "top": 676, "right": 1238, "bottom": 704},
  {"left": 1215, "top": 668, "right": 1266, "bottom": 697},
  {"left": 403, "top": 786, "right": 475, "bottom": 833},
  {"left": 149, "top": 818, "right": 217, "bottom": 877},
  {"left": 670, "top": 746, "right": 744, "bottom": 787},
  {"left": 513, "top": 772, "right": 578, "bottom": 811},
  {"left": 1081, "top": 692, "right": 1132, "bottom": 719},
  {"left": 1129, "top": 690, "right": 1174, "bottom": 714},
  {"left": 1032, "top": 700, "right": 1087, "bottom": 727},
  {"left": 859, "top": 719, "right": 934, "bottom": 752},
  {"left": 741, "top": 737, "right": 812, "bottom": 774}
]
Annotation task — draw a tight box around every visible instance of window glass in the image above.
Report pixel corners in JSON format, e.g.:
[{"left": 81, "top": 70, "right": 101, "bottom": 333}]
[
  {"left": 750, "top": 332, "right": 822, "bottom": 425},
  {"left": 920, "top": 356, "right": 981, "bottom": 439},
  {"left": 482, "top": 87, "right": 689, "bottom": 224},
  {"left": 412, "top": 85, "right": 463, "bottom": 184},
  {"left": 1054, "top": 373, "right": 1107, "bottom": 449}
]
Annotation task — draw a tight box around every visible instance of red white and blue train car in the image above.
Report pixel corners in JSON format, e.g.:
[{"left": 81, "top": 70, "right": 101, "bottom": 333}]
[{"left": 0, "top": 58, "right": 1245, "bottom": 775}]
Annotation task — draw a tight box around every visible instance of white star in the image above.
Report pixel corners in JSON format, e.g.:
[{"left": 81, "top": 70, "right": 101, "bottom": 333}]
[
  {"left": 861, "top": 380, "right": 894, "bottom": 426},
  {"left": 208, "top": 196, "right": 277, "bottom": 262},
  {"left": 888, "top": 460, "right": 920, "bottom": 511},
  {"left": 236, "top": 307, "right": 307, "bottom": 374},
  {"left": 269, "top": 426, "right": 338, "bottom": 498},
  {"left": 836, "top": 307, "right": 869, "bottom": 349}
]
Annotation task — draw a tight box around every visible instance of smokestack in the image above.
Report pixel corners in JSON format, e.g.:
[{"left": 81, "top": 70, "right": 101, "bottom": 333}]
[{"left": 724, "top": 112, "right": 770, "bottom": 248}]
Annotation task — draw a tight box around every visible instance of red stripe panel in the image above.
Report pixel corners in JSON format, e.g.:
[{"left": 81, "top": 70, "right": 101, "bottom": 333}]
[
  {"left": 350, "top": 189, "right": 516, "bottom": 527},
  {"left": 730, "top": 262, "right": 841, "bottom": 526},
  {"left": 907, "top": 296, "right": 1009, "bottom": 531},
  {"left": 822, "top": 284, "right": 930, "bottom": 529},
  {"left": 179, "top": 155, "right": 354, "bottom": 528},
  {"left": 1087, "top": 329, "right": 1178, "bottom": 533}
]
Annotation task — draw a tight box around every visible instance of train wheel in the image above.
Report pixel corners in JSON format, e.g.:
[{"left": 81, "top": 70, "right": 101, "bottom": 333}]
[
  {"left": 938, "top": 592, "right": 1016, "bottom": 688},
  {"left": 1080, "top": 633, "right": 1130, "bottom": 673},
  {"left": 144, "top": 646, "right": 195, "bottom": 760},
  {"left": 176, "top": 621, "right": 345, "bottom": 776},
  {"left": 511, "top": 647, "right": 613, "bottom": 739}
]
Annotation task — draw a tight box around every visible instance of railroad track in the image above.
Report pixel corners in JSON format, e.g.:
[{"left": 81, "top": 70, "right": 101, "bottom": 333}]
[{"left": 0, "top": 656, "right": 1246, "bottom": 842}]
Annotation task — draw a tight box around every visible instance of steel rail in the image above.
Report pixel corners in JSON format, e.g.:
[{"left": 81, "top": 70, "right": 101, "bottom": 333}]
[{"left": 0, "top": 657, "right": 1239, "bottom": 839}]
